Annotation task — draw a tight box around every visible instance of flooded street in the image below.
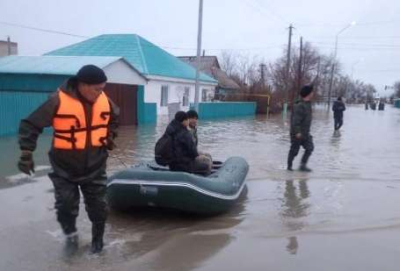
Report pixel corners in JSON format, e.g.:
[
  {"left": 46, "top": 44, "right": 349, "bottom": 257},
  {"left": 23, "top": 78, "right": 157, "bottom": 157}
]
[{"left": 1, "top": 105, "right": 400, "bottom": 271}]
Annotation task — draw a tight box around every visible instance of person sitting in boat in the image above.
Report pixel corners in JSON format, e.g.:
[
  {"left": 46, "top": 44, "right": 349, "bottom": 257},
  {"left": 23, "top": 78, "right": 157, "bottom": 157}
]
[
  {"left": 187, "top": 109, "right": 213, "bottom": 162},
  {"left": 164, "top": 111, "right": 211, "bottom": 175}
]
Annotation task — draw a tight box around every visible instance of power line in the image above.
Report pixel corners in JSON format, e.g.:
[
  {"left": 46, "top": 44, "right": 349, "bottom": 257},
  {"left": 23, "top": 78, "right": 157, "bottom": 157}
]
[
  {"left": 252, "top": 0, "right": 289, "bottom": 24},
  {"left": 306, "top": 35, "right": 400, "bottom": 41},
  {"left": 3, "top": 20, "right": 399, "bottom": 54},
  {"left": 244, "top": 0, "right": 287, "bottom": 25},
  {"left": 0, "top": 20, "right": 285, "bottom": 52},
  {"left": 315, "top": 46, "right": 400, "bottom": 51},
  {"left": 311, "top": 41, "right": 400, "bottom": 47},
  {"left": 0, "top": 21, "right": 88, "bottom": 38},
  {"left": 357, "top": 69, "right": 400, "bottom": 73},
  {"left": 167, "top": 45, "right": 284, "bottom": 51},
  {"left": 296, "top": 19, "right": 400, "bottom": 28}
]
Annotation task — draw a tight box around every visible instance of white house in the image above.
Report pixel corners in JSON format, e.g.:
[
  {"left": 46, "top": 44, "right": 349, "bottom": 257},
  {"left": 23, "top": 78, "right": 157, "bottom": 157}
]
[{"left": 46, "top": 34, "right": 218, "bottom": 116}]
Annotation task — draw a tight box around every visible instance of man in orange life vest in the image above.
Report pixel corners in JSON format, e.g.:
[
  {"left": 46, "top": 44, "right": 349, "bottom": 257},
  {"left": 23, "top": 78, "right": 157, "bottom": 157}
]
[{"left": 17, "top": 65, "right": 119, "bottom": 254}]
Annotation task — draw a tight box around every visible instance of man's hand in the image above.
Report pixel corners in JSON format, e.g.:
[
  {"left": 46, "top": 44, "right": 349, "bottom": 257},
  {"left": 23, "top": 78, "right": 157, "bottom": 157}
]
[
  {"left": 18, "top": 150, "right": 35, "bottom": 175},
  {"left": 295, "top": 133, "right": 302, "bottom": 140}
]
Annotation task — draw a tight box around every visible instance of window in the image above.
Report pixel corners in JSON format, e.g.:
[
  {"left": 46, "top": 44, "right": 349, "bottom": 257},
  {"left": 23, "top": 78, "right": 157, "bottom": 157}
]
[
  {"left": 161, "top": 85, "right": 169, "bottom": 106},
  {"left": 202, "top": 89, "right": 208, "bottom": 102},
  {"left": 183, "top": 87, "right": 190, "bottom": 106}
]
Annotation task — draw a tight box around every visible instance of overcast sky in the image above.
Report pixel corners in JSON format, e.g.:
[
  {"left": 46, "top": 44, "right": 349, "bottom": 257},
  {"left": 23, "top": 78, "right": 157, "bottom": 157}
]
[{"left": 1, "top": 0, "right": 399, "bottom": 95}]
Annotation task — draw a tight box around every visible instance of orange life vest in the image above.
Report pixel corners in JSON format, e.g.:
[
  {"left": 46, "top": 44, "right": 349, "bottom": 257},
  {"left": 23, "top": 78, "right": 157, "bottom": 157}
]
[{"left": 53, "top": 90, "right": 111, "bottom": 150}]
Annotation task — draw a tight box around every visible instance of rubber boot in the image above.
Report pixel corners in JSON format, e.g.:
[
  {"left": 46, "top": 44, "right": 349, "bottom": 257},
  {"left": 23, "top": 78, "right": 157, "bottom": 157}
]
[
  {"left": 91, "top": 223, "right": 105, "bottom": 254},
  {"left": 287, "top": 155, "right": 294, "bottom": 171},
  {"left": 299, "top": 164, "right": 312, "bottom": 172},
  {"left": 61, "top": 218, "right": 78, "bottom": 256},
  {"left": 64, "top": 232, "right": 79, "bottom": 256}
]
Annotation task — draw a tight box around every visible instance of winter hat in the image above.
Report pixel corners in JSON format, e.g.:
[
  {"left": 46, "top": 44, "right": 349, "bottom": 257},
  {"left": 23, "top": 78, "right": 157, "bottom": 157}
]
[
  {"left": 300, "top": 85, "right": 314, "bottom": 98},
  {"left": 174, "top": 111, "right": 188, "bottom": 122},
  {"left": 76, "top": 65, "right": 107, "bottom": 84}
]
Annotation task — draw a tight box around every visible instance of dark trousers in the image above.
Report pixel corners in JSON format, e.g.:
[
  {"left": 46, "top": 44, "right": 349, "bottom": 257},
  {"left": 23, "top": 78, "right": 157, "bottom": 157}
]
[
  {"left": 288, "top": 135, "right": 314, "bottom": 168},
  {"left": 334, "top": 117, "right": 343, "bottom": 130},
  {"left": 49, "top": 173, "right": 107, "bottom": 235}
]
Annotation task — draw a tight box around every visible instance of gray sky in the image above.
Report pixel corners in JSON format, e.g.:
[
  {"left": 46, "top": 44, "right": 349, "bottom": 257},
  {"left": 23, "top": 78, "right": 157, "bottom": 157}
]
[{"left": 1, "top": 0, "right": 399, "bottom": 95}]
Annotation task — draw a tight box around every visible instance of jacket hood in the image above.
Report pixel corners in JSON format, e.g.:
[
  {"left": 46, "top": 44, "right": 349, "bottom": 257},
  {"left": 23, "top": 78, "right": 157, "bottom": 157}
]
[
  {"left": 59, "top": 76, "right": 80, "bottom": 99},
  {"left": 166, "top": 119, "right": 186, "bottom": 136}
]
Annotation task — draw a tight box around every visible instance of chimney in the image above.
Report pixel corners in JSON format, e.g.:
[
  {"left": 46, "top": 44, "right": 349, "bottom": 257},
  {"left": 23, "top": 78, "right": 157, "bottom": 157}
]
[
  {"left": 7, "top": 36, "right": 11, "bottom": 56},
  {"left": 202, "top": 49, "right": 205, "bottom": 56}
]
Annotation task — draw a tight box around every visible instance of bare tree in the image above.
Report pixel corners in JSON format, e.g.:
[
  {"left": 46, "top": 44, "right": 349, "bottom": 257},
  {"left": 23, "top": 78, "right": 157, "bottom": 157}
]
[
  {"left": 218, "top": 42, "right": 376, "bottom": 111},
  {"left": 219, "top": 50, "right": 237, "bottom": 76}
]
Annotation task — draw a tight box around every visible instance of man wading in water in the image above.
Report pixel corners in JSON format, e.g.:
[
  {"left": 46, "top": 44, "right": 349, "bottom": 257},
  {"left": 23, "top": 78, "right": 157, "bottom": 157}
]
[
  {"left": 287, "top": 85, "right": 315, "bottom": 172},
  {"left": 17, "top": 65, "right": 119, "bottom": 254}
]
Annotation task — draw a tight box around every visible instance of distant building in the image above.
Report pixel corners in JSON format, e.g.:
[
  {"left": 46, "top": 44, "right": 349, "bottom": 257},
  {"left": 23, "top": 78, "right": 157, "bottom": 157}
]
[
  {"left": 179, "top": 55, "right": 240, "bottom": 101},
  {"left": 0, "top": 39, "right": 18, "bottom": 56}
]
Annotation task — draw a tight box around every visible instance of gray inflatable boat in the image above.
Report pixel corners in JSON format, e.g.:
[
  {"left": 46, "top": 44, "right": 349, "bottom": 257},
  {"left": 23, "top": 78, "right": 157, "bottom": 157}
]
[{"left": 107, "top": 157, "right": 249, "bottom": 214}]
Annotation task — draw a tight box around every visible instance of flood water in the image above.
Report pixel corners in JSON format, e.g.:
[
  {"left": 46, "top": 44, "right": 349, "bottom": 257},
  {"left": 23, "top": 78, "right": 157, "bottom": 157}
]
[{"left": 1, "top": 105, "right": 400, "bottom": 271}]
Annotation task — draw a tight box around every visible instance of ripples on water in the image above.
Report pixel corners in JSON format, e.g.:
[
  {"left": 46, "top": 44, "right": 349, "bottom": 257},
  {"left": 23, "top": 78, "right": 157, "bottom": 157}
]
[
  {"left": 109, "top": 105, "right": 400, "bottom": 181},
  {"left": 2, "top": 105, "right": 400, "bottom": 270}
]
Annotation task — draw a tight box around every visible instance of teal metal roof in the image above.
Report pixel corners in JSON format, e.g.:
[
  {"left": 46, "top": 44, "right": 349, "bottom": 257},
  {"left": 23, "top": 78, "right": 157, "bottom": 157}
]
[
  {"left": 46, "top": 34, "right": 217, "bottom": 84},
  {"left": 0, "top": 55, "right": 123, "bottom": 75}
]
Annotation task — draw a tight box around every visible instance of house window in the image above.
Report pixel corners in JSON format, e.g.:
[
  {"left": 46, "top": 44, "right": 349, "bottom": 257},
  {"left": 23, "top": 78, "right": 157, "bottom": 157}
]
[
  {"left": 183, "top": 87, "right": 190, "bottom": 106},
  {"left": 202, "top": 89, "right": 208, "bottom": 102},
  {"left": 161, "top": 85, "right": 169, "bottom": 106}
]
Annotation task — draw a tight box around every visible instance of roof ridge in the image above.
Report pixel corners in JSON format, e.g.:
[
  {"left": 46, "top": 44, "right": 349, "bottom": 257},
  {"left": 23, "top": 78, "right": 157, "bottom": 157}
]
[{"left": 135, "top": 35, "right": 148, "bottom": 74}]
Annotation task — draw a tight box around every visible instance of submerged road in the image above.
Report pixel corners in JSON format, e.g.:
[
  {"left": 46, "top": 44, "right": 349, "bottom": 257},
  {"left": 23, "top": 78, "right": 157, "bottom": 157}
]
[{"left": 1, "top": 105, "right": 399, "bottom": 271}]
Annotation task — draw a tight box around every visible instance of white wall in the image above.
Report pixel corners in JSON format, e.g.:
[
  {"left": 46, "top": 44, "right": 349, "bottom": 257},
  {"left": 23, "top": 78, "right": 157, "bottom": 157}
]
[
  {"left": 144, "top": 79, "right": 216, "bottom": 115},
  {"left": 104, "top": 60, "right": 147, "bottom": 85}
]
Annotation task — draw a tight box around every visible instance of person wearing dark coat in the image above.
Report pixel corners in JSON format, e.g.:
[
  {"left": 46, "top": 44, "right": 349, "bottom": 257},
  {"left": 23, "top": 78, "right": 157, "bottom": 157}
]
[
  {"left": 287, "top": 85, "right": 315, "bottom": 172},
  {"left": 187, "top": 110, "right": 199, "bottom": 146},
  {"left": 17, "top": 65, "right": 119, "bottom": 254},
  {"left": 332, "top": 97, "right": 346, "bottom": 130},
  {"left": 166, "top": 111, "right": 211, "bottom": 175}
]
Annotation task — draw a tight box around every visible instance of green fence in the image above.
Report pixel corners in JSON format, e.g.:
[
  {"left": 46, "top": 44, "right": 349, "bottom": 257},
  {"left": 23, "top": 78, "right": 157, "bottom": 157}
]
[
  {"left": 193, "top": 102, "right": 256, "bottom": 119},
  {"left": 0, "top": 74, "right": 68, "bottom": 137},
  {"left": 0, "top": 91, "right": 51, "bottom": 136},
  {"left": 394, "top": 99, "right": 400, "bottom": 108},
  {"left": 137, "top": 85, "right": 157, "bottom": 124}
]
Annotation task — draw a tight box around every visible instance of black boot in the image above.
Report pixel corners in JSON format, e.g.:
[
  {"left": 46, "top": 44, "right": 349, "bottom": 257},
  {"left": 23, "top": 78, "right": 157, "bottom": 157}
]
[
  {"left": 287, "top": 156, "right": 294, "bottom": 171},
  {"left": 64, "top": 232, "right": 79, "bottom": 256},
  {"left": 61, "top": 218, "right": 79, "bottom": 255},
  {"left": 91, "top": 223, "right": 105, "bottom": 254},
  {"left": 299, "top": 164, "right": 312, "bottom": 172}
]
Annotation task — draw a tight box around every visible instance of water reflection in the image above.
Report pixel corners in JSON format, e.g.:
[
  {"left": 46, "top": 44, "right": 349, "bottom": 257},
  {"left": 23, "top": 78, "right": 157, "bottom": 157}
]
[
  {"left": 281, "top": 179, "right": 310, "bottom": 255},
  {"left": 106, "top": 187, "right": 248, "bottom": 270},
  {"left": 331, "top": 130, "right": 342, "bottom": 147}
]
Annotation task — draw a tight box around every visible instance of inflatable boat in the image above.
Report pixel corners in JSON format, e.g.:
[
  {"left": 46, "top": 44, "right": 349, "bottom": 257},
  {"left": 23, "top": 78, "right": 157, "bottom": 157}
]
[{"left": 107, "top": 157, "right": 249, "bottom": 214}]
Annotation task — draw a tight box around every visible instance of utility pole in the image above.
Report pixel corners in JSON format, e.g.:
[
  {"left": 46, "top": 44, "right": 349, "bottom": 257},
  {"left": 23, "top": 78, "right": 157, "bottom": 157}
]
[
  {"left": 327, "top": 60, "right": 335, "bottom": 109},
  {"left": 296, "top": 36, "right": 303, "bottom": 102},
  {"left": 315, "top": 57, "right": 321, "bottom": 94},
  {"left": 194, "top": 0, "right": 203, "bottom": 112},
  {"left": 260, "top": 63, "right": 266, "bottom": 89},
  {"left": 327, "top": 22, "right": 356, "bottom": 109},
  {"left": 283, "top": 24, "right": 294, "bottom": 118}
]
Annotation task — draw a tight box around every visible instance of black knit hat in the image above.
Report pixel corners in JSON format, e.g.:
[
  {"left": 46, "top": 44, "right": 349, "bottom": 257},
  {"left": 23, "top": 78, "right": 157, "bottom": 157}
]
[
  {"left": 187, "top": 110, "right": 198, "bottom": 119},
  {"left": 300, "top": 85, "right": 314, "bottom": 98},
  {"left": 174, "top": 111, "right": 188, "bottom": 122},
  {"left": 76, "top": 65, "right": 107, "bottom": 84}
]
